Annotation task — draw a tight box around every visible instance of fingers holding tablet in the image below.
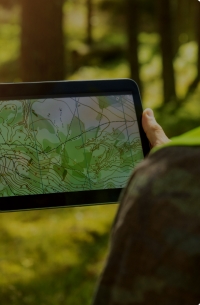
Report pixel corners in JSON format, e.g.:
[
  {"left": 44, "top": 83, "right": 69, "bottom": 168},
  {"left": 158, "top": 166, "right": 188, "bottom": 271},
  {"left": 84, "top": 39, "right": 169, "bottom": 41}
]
[{"left": 142, "top": 108, "right": 170, "bottom": 148}]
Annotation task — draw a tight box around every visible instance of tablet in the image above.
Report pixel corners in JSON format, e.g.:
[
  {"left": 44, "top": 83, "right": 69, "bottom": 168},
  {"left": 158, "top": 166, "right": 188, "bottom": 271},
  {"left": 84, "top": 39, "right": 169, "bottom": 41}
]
[{"left": 0, "top": 79, "right": 149, "bottom": 212}]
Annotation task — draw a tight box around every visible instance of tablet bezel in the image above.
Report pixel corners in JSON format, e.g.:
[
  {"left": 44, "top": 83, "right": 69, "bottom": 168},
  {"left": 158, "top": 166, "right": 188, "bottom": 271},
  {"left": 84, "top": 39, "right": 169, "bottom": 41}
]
[{"left": 0, "top": 79, "right": 150, "bottom": 212}]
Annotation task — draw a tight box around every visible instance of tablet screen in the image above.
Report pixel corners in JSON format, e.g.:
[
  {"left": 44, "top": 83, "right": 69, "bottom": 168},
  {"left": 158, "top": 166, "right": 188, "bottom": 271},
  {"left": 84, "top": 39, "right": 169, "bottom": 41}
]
[{"left": 0, "top": 93, "right": 143, "bottom": 197}]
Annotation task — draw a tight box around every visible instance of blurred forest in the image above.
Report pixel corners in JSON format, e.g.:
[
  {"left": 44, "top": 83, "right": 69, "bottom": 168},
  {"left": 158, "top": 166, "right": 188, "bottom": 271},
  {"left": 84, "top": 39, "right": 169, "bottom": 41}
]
[{"left": 0, "top": 0, "right": 200, "bottom": 304}]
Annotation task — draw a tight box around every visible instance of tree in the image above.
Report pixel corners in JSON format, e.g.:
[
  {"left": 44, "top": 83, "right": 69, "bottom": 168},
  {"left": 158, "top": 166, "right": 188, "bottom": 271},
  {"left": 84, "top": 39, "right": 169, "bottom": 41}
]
[
  {"left": 156, "top": 0, "right": 177, "bottom": 104},
  {"left": 125, "top": 0, "right": 141, "bottom": 90},
  {"left": 86, "top": 0, "right": 93, "bottom": 45},
  {"left": 20, "top": 0, "right": 65, "bottom": 82},
  {"left": 196, "top": 2, "right": 200, "bottom": 84},
  {"left": 98, "top": 0, "right": 141, "bottom": 88},
  {"left": 0, "top": 0, "right": 17, "bottom": 9},
  {"left": 182, "top": 0, "right": 200, "bottom": 99}
]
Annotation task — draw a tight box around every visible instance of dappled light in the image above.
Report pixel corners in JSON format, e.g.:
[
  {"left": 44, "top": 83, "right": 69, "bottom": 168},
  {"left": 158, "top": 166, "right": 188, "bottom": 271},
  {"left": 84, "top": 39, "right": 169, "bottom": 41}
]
[
  {"left": 0, "top": 205, "right": 117, "bottom": 304},
  {"left": 0, "top": 0, "right": 200, "bottom": 304}
]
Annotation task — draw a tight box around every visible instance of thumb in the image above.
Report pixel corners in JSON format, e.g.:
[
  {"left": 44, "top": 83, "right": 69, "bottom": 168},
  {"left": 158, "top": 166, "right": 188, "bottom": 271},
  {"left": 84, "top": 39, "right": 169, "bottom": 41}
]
[{"left": 142, "top": 108, "right": 170, "bottom": 148}]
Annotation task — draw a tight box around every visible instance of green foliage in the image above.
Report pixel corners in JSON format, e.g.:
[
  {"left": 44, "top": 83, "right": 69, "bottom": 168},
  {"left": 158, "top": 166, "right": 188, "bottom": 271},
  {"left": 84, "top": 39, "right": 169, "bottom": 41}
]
[
  {"left": 0, "top": 205, "right": 117, "bottom": 305},
  {"left": 0, "top": 24, "right": 20, "bottom": 63},
  {"left": 0, "top": 1, "right": 200, "bottom": 304},
  {"left": 155, "top": 86, "right": 200, "bottom": 138},
  {"left": 0, "top": 7, "right": 20, "bottom": 82}
]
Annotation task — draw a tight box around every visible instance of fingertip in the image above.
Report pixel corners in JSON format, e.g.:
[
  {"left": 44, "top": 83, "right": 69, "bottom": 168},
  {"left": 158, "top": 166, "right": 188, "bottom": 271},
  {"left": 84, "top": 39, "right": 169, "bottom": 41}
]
[{"left": 143, "top": 108, "right": 154, "bottom": 118}]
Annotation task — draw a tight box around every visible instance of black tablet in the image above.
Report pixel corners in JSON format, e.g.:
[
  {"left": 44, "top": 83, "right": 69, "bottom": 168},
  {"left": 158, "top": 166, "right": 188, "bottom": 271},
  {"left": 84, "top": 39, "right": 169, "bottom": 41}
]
[{"left": 0, "top": 79, "right": 149, "bottom": 212}]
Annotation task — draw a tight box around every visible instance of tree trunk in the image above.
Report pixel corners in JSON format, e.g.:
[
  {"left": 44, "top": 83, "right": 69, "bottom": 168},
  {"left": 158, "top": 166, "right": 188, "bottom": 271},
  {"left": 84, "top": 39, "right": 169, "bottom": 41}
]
[
  {"left": 157, "top": 0, "right": 176, "bottom": 104},
  {"left": 172, "top": 0, "right": 187, "bottom": 53},
  {"left": 196, "top": 2, "right": 200, "bottom": 81},
  {"left": 125, "top": 0, "right": 141, "bottom": 91},
  {"left": 184, "top": 1, "right": 200, "bottom": 98},
  {"left": 21, "top": 0, "right": 65, "bottom": 82},
  {"left": 86, "top": 0, "right": 93, "bottom": 45}
]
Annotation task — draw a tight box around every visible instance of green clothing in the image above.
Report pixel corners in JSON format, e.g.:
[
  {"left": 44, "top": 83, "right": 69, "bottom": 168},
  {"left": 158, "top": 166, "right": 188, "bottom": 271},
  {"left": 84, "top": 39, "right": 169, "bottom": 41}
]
[
  {"left": 152, "top": 126, "right": 200, "bottom": 153},
  {"left": 92, "top": 129, "right": 200, "bottom": 305}
]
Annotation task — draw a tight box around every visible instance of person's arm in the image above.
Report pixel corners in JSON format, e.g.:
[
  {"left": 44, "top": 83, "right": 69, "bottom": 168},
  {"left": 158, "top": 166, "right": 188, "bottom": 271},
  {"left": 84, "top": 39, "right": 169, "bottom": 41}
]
[
  {"left": 92, "top": 144, "right": 200, "bottom": 305},
  {"left": 92, "top": 110, "right": 200, "bottom": 304}
]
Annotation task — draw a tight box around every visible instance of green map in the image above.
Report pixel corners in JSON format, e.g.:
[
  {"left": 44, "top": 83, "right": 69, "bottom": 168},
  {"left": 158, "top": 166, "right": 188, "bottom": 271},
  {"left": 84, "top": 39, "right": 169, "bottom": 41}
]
[{"left": 0, "top": 95, "right": 143, "bottom": 197}]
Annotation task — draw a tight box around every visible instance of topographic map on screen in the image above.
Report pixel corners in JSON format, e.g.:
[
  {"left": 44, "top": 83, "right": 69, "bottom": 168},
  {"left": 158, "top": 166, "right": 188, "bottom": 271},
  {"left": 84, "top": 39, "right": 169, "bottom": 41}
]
[{"left": 0, "top": 95, "right": 143, "bottom": 197}]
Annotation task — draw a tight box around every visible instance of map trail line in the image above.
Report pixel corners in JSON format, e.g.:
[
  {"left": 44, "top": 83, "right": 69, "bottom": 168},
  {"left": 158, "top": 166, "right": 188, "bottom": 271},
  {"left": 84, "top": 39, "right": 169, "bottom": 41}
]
[
  {"left": 0, "top": 95, "right": 143, "bottom": 197},
  {"left": 30, "top": 107, "right": 45, "bottom": 194}
]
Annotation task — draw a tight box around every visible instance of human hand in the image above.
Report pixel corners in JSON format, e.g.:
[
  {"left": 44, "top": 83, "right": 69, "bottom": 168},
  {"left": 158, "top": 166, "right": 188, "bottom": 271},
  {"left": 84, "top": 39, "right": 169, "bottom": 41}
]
[{"left": 142, "top": 108, "right": 170, "bottom": 148}]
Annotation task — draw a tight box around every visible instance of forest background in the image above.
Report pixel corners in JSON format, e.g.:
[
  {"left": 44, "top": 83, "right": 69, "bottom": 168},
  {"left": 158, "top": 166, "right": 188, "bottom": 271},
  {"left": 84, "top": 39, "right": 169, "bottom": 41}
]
[{"left": 0, "top": 0, "right": 200, "bottom": 304}]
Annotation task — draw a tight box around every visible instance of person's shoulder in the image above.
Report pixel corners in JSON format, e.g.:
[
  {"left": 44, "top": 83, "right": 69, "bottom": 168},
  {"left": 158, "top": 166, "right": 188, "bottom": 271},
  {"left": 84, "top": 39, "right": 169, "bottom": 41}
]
[
  {"left": 111, "top": 145, "right": 200, "bottom": 240},
  {"left": 134, "top": 145, "right": 200, "bottom": 189},
  {"left": 119, "top": 145, "right": 200, "bottom": 217},
  {"left": 148, "top": 145, "right": 200, "bottom": 173}
]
